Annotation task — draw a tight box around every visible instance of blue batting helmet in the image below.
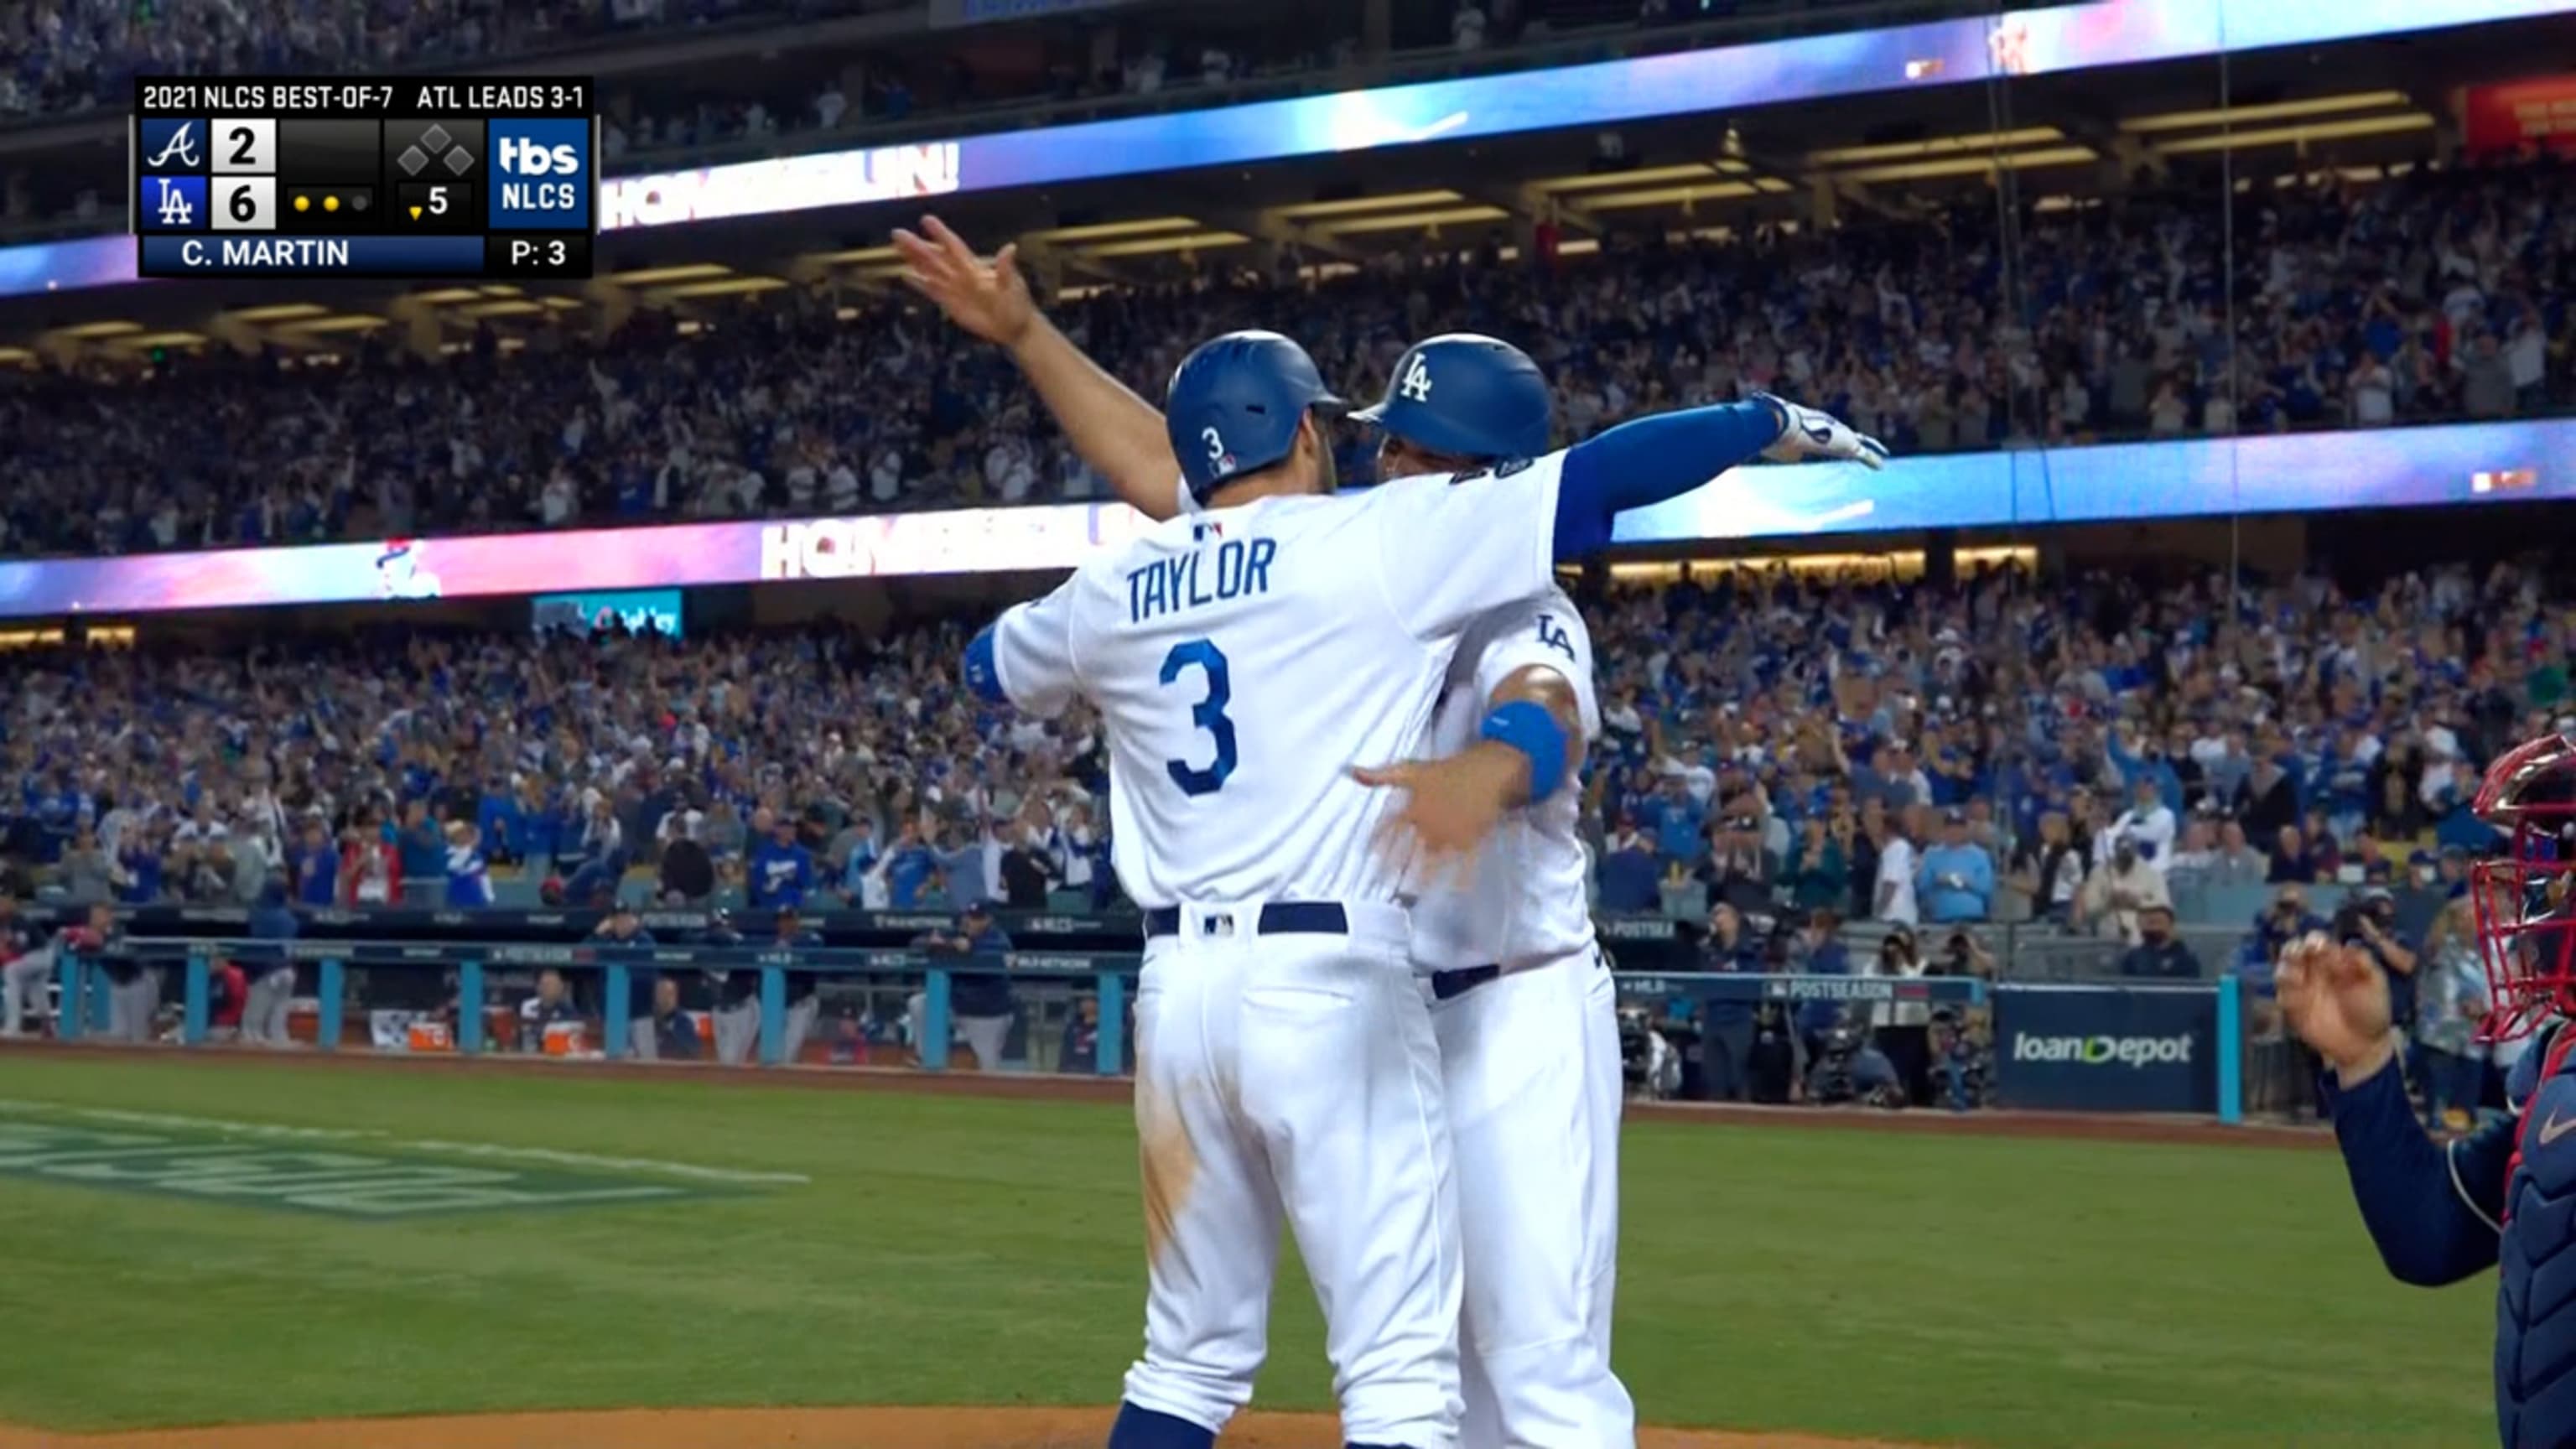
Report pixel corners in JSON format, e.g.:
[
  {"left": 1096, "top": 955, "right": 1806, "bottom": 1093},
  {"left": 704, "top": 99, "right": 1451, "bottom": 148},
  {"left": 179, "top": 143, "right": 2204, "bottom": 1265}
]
[
  {"left": 1166, "top": 330, "right": 1347, "bottom": 502},
  {"left": 1350, "top": 333, "right": 1550, "bottom": 462}
]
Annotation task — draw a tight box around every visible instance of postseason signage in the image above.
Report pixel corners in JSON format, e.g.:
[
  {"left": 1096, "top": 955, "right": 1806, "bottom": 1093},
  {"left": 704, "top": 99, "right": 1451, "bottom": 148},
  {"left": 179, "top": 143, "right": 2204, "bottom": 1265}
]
[{"left": 1992, "top": 984, "right": 2219, "bottom": 1114}]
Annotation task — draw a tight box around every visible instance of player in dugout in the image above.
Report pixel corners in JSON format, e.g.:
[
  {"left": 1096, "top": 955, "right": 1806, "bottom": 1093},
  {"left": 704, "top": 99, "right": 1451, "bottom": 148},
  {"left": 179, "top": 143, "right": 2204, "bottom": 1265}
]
[{"left": 2278, "top": 729, "right": 2576, "bottom": 1448}]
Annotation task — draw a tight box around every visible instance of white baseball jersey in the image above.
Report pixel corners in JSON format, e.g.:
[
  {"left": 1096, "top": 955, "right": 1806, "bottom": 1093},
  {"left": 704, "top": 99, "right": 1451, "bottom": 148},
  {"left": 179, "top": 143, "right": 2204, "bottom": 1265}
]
[
  {"left": 1408, "top": 585, "right": 1603, "bottom": 973},
  {"left": 983, "top": 454, "right": 1566, "bottom": 908}
]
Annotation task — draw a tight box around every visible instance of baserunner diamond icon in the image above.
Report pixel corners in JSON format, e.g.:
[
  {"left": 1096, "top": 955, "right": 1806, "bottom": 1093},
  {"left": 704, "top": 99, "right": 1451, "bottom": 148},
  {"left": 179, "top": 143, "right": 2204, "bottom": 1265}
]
[
  {"left": 419, "top": 123, "right": 453, "bottom": 154},
  {"left": 444, "top": 146, "right": 473, "bottom": 176},
  {"left": 398, "top": 145, "right": 428, "bottom": 176}
]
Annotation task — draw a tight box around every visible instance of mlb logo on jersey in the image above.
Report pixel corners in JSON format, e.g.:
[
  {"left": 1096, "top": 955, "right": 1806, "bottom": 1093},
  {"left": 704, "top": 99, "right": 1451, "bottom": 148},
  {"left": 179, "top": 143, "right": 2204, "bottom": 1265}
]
[
  {"left": 138, "top": 175, "right": 209, "bottom": 232},
  {"left": 138, "top": 117, "right": 209, "bottom": 174}
]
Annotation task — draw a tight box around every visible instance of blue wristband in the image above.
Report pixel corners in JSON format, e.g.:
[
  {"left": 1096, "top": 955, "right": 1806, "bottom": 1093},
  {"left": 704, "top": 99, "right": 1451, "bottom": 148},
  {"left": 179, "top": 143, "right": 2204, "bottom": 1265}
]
[{"left": 1479, "top": 699, "right": 1571, "bottom": 800}]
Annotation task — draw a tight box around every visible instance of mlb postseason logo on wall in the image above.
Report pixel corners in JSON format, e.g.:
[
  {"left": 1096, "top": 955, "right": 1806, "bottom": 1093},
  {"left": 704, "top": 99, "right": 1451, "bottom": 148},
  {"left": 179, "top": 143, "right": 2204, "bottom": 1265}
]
[
  {"left": 486, "top": 117, "right": 592, "bottom": 230},
  {"left": 1992, "top": 984, "right": 2217, "bottom": 1114}
]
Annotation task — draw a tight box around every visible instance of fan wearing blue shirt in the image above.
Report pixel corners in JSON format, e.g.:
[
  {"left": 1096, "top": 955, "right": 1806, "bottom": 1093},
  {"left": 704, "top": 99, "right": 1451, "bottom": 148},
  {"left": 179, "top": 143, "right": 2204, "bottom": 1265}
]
[
  {"left": 1914, "top": 811, "right": 1996, "bottom": 924},
  {"left": 2319, "top": 730, "right": 2374, "bottom": 842},
  {"left": 883, "top": 820, "right": 941, "bottom": 909},
  {"left": 1640, "top": 776, "right": 1707, "bottom": 865},
  {"left": 1596, "top": 820, "right": 1661, "bottom": 913},
  {"left": 288, "top": 818, "right": 339, "bottom": 907},
  {"left": 444, "top": 822, "right": 496, "bottom": 909},
  {"left": 747, "top": 817, "right": 815, "bottom": 911}
]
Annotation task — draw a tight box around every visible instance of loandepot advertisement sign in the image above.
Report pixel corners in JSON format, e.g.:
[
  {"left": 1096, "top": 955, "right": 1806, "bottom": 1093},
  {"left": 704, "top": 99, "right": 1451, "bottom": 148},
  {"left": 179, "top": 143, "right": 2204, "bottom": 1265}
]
[
  {"left": 0, "top": 1103, "right": 779, "bottom": 1218},
  {"left": 2010, "top": 1032, "right": 2195, "bottom": 1069},
  {"left": 1992, "top": 984, "right": 2218, "bottom": 1113}
]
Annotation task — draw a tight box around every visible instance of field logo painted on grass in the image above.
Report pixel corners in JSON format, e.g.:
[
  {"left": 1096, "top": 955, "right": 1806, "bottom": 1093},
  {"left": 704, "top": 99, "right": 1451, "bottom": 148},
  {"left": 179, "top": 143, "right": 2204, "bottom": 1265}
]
[{"left": 0, "top": 1103, "right": 788, "bottom": 1218}]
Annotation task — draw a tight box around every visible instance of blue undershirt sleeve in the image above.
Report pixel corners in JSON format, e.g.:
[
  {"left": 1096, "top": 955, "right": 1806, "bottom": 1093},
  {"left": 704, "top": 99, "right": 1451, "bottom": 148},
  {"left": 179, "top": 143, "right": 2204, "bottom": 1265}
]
[
  {"left": 2325, "top": 1057, "right": 2504, "bottom": 1286},
  {"left": 1550, "top": 397, "right": 1783, "bottom": 561}
]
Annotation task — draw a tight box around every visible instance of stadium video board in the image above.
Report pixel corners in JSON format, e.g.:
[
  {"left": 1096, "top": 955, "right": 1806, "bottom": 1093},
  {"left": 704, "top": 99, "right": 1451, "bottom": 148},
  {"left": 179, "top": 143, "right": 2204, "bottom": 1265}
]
[{"left": 0, "top": 417, "right": 2563, "bottom": 619}]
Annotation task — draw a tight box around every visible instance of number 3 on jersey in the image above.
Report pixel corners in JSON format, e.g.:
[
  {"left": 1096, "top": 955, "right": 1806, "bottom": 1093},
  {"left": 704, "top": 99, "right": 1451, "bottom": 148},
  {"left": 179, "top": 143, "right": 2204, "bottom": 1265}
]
[{"left": 1160, "top": 638, "right": 1238, "bottom": 795}]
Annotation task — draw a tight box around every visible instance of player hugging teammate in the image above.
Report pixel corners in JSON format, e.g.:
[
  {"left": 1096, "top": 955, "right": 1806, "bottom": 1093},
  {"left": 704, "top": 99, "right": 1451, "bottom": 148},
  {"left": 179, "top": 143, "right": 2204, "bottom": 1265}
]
[
  {"left": 2287, "top": 730, "right": 2576, "bottom": 1448},
  {"left": 902, "top": 216, "right": 1883, "bottom": 1449}
]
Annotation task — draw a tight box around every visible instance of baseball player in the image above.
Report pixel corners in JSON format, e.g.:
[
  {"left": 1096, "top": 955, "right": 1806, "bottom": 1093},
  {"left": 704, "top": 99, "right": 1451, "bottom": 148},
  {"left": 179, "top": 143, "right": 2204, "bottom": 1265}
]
[
  {"left": 239, "top": 878, "right": 299, "bottom": 1046},
  {"left": 2282, "top": 729, "right": 2576, "bottom": 1447},
  {"left": 373, "top": 538, "right": 441, "bottom": 600},
  {"left": 0, "top": 886, "right": 49, "bottom": 1038},
  {"left": 698, "top": 908, "right": 761, "bottom": 1065},
  {"left": 771, "top": 905, "right": 828, "bottom": 1064},
  {"left": 70, "top": 905, "right": 146, "bottom": 1042},
  {"left": 900, "top": 219, "right": 1883, "bottom": 1448},
  {"left": 957, "top": 286, "right": 1870, "bottom": 1449}
]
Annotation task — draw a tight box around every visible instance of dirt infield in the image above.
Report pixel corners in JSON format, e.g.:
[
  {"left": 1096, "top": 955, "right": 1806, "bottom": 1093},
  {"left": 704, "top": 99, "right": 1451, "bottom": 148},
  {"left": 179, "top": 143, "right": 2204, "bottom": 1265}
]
[
  {"left": 0, "top": 1037, "right": 2323, "bottom": 1150},
  {"left": 0, "top": 1407, "right": 1951, "bottom": 1449}
]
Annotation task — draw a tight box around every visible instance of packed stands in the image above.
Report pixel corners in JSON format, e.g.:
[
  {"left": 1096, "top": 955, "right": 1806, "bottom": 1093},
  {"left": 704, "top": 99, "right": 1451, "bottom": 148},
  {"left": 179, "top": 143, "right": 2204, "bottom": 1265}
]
[
  {"left": 0, "top": 557, "right": 2542, "bottom": 953},
  {"left": 3, "top": 154, "right": 2568, "bottom": 559}
]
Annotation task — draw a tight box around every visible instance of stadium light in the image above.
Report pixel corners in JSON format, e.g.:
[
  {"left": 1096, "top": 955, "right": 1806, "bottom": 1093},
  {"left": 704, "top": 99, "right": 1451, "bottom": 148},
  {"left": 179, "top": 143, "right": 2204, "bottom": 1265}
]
[
  {"left": 1306, "top": 205, "right": 1510, "bottom": 236},
  {"left": 2117, "top": 91, "right": 2413, "bottom": 132},
  {"left": 1271, "top": 190, "right": 1468, "bottom": 220},
  {"left": 1023, "top": 216, "right": 1203, "bottom": 242},
  {"left": 1080, "top": 231, "right": 1254, "bottom": 259},
  {"left": 661, "top": 278, "right": 793, "bottom": 299},
  {"left": 1805, "top": 128, "right": 2067, "bottom": 167},
  {"left": 2150, "top": 113, "right": 2436, "bottom": 155},
  {"left": 1833, "top": 147, "right": 2099, "bottom": 184},
  {"left": 603, "top": 263, "right": 735, "bottom": 285}
]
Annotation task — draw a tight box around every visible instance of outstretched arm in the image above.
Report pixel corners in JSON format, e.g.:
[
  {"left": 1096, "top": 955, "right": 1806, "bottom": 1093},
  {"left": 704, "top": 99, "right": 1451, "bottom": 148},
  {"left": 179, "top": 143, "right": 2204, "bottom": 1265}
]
[
  {"left": 1550, "top": 392, "right": 1886, "bottom": 561},
  {"left": 893, "top": 216, "right": 1184, "bottom": 522}
]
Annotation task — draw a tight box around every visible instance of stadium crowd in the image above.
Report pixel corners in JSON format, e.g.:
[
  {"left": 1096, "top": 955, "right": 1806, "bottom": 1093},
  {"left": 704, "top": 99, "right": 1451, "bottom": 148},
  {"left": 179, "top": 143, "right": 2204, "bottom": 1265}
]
[
  {"left": 3, "top": 155, "right": 2568, "bottom": 561},
  {"left": 0, "top": 556, "right": 2550, "bottom": 936}
]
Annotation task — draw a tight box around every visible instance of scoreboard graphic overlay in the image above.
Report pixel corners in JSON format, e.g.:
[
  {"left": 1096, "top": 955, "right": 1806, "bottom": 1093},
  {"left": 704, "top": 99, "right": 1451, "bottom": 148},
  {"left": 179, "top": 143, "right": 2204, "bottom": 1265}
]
[{"left": 132, "top": 78, "right": 596, "bottom": 281}]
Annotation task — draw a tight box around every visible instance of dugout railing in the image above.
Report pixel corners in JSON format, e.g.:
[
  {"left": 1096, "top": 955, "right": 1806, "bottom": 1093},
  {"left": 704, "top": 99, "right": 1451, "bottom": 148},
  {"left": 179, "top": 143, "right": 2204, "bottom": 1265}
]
[{"left": 18, "top": 932, "right": 2268, "bottom": 1124}]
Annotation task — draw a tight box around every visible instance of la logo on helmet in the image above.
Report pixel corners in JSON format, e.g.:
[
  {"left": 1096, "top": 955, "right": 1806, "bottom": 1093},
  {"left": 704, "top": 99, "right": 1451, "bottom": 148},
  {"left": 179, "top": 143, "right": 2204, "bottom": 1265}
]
[{"left": 1398, "top": 357, "right": 1433, "bottom": 402}]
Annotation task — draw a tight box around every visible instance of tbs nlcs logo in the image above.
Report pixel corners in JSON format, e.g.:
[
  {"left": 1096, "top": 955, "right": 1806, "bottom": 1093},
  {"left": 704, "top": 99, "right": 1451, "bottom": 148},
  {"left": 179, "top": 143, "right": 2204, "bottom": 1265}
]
[{"left": 486, "top": 118, "right": 592, "bottom": 231}]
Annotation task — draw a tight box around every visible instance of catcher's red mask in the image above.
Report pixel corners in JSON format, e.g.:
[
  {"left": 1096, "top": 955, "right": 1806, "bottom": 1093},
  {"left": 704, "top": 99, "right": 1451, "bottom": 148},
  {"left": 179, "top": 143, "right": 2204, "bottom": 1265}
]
[{"left": 2470, "top": 732, "right": 2576, "bottom": 1041}]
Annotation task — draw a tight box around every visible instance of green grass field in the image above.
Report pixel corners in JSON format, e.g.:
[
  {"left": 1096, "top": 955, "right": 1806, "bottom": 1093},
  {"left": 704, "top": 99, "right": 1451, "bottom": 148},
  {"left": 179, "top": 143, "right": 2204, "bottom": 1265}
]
[{"left": 0, "top": 1054, "right": 2494, "bottom": 1447}]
